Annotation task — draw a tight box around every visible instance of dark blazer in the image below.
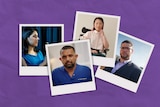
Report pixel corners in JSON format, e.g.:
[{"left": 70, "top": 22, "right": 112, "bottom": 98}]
[{"left": 103, "top": 61, "right": 142, "bottom": 83}]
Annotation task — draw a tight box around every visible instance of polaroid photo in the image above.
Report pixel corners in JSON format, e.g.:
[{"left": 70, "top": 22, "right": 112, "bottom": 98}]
[
  {"left": 73, "top": 11, "right": 120, "bottom": 67},
  {"left": 45, "top": 40, "right": 96, "bottom": 96},
  {"left": 19, "top": 24, "right": 64, "bottom": 76},
  {"left": 95, "top": 31, "right": 155, "bottom": 93}
]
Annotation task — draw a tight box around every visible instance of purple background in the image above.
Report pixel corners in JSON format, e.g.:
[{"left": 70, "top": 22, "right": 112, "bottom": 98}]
[{"left": 0, "top": 0, "right": 159, "bottom": 107}]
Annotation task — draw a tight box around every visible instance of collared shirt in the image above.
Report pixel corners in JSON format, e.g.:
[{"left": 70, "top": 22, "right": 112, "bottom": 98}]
[
  {"left": 23, "top": 51, "right": 44, "bottom": 66},
  {"left": 111, "top": 59, "right": 131, "bottom": 73},
  {"left": 83, "top": 30, "right": 104, "bottom": 51},
  {"left": 52, "top": 64, "right": 92, "bottom": 86}
]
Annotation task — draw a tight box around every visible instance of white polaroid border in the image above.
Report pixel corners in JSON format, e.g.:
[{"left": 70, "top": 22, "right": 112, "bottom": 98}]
[
  {"left": 19, "top": 24, "right": 64, "bottom": 76},
  {"left": 95, "top": 31, "right": 155, "bottom": 93},
  {"left": 73, "top": 11, "right": 120, "bottom": 67},
  {"left": 45, "top": 40, "right": 96, "bottom": 96}
]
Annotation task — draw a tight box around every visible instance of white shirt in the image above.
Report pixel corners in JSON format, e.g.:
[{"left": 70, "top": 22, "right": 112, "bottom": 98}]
[{"left": 83, "top": 30, "right": 104, "bottom": 51}]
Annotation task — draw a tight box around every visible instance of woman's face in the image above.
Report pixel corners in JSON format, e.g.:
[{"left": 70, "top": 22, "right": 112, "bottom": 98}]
[
  {"left": 94, "top": 19, "right": 103, "bottom": 32},
  {"left": 27, "top": 31, "right": 39, "bottom": 47}
]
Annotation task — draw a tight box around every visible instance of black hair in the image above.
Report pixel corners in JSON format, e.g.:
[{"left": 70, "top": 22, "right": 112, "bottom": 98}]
[
  {"left": 22, "top": 28, "right": 39, "bottom": 55},
  {"left": 60, "top": 45, "right": 75, "bottom": 55},
  {"left": 93, "top": 17, "right": 104, "bottom": 30},
  {"left": 121, "top": 40, "right": 133, "bottom": 46}
]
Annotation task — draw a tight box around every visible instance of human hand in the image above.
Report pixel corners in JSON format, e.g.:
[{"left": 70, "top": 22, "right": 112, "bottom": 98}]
[
  {"left": 22, "top": 57, "right": 27, "bottom": 66},
  {"left": 100, "top": 30, "right": 105, "bottom": 36},
  {"left": 91, "top": 49, "right": 98, "bottom": 54},
  {"left": 100, "top": 66, "right": 105, "bottom": 70}
]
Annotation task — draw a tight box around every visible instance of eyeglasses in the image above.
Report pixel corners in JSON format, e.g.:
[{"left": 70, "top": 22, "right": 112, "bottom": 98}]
[{"left": 120, "top": 47, "right": 132, "bottom": 50}]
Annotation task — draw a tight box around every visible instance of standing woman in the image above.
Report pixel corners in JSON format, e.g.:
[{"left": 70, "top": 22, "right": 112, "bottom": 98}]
[
  {"left": 22, "top": 29, "right": 46, "bottom": 66},
  {"left": 82, "top": 17, "right": 109, "bottom": 57}
]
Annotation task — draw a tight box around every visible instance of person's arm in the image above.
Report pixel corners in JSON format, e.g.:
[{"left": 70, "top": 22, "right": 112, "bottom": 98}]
[
  {"left": 39, "top": 56, "right": 47, "bottom": 66},
  {"left": 84, "top": 31, "right": 100, "bottom": 54},
  {"left": 22, "top": 57, "right": 27, "bottom": 66},
  {"left": 130, "top": 66, "right": 142, "bottom": 83},
  {"left": 82, "top": 31, "right": 91, "bottom": 39},
  {"left": 100, "top": 30, "right": 109, "bottom": 49}
]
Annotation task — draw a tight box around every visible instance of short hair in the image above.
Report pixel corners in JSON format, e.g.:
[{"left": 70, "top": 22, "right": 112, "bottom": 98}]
[
  {"left": 121, "top": 40, "right": 133, "bottom": 46},
  {"left": 60, "top": 45, "right": 75, "bottom": 55},
  {"left": 93, "top": 17, "right": 104, "bottom": 30}
]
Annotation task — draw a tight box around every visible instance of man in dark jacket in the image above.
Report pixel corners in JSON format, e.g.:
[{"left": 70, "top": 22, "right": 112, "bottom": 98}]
[{"left": 103, "top": 40, "right": 141, "bottom": 83}]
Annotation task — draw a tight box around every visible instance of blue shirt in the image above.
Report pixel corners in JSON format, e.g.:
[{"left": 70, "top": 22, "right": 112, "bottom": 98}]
[
  {"left": 52, "top": 64, "right": 92, "bottom": 86},
  {"left": 23, "top": 51, "right": 44, "bottom": 66},
  {"left": 111, "top": 59, "right": 131, "bottom": 73}
]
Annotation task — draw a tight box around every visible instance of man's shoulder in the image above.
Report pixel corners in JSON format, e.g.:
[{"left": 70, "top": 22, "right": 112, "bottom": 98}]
[
  {"left": 128, "top": 62, "right": 142, "bottom": 72},
  {"left": 77, "top": 64, "right": 91, "bottom": 71},
  {"left": 52, "top": 66, "right": 64, "bottom": 74}
]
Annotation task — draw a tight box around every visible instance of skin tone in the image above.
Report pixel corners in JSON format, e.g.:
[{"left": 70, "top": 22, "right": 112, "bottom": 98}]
[
  {"left": 92, "top": 19, "right": 109, "bottom": 54},
  {"left": 27, "top": 30, "right": 39, "bottom": 56},
  {"left": 59, "top": 48, "right": 78, "bottom": 77},
  {"left": 100, "top": 42, "right": 133, "bottom": 69},
  {"left": 22, "top": 30, "right": 47, "bottom": 66},
  {"left": 22, "top": 57, "right": 27, "bottom": 66},
  {"left": 120, "top": 43, "right": 133, "bottom": 62}
]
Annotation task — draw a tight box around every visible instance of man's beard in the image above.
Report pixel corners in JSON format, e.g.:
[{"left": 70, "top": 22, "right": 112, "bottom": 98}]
[
  {"left": 120, "top": 53, "right": 129, "bottom": 60},
  {"left": 64, "top": 61, "right": 75, "bottom": 69}
]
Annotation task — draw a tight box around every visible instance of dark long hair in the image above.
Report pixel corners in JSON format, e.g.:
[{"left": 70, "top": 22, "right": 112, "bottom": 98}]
[
  {"left": 93, "top": 17, "right": 104, "bottom": 30},
  {"left": 22, "top": 28, "right": 39, "bottom": 55}
]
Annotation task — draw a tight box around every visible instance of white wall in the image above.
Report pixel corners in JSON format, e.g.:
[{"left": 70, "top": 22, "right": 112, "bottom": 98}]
[
  {"left": 73, "top": 12, "right": 120, "bottom": 58},
  {"left": 47, "top": 41, "right": 91, "bottom": 71}
]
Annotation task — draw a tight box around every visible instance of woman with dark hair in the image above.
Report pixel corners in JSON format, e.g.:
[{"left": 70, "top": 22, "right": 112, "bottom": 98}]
[
  {"left": 22, "top": 29, "right": 46, "bottom": 66},
  {"left": 82, "top": 17, "right": 109, "bottom": 57}
]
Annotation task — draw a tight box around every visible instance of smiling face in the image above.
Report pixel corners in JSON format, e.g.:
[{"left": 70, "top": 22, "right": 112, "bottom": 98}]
[
  {"left": 59, "top": 48, "right": 78, "bottom": 69},
  {"left": 120, "top": 42, "right": 133, "bottom": 60},
  {"left": 93, "top": 18, "right": 104, "bottom": 32},
  {"left": 27, "top": 30, "right": 39, "bottom": 47}
]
